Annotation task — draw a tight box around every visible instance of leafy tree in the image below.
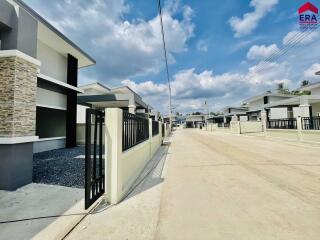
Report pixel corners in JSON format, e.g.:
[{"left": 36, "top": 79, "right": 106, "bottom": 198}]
[{"left": 301, "top": 80, "right": 309, "bottom": 86}]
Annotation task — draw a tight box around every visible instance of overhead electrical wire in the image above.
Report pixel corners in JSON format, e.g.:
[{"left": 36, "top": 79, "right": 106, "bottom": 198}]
[
  {"left": 157, "top": 0, "right": 173, "bottom": 121},
  {"left": 253, "top": 30, "right": 316, "bottom": 74}
]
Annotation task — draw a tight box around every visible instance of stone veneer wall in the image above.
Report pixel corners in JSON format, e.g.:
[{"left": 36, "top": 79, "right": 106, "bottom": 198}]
[{"left": 0, "top": 56, "right": 38, "bottom": 137}]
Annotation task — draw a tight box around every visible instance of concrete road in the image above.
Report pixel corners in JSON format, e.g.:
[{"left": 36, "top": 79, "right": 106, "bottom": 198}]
[{"left": 155, "top": 129, "right": 320, "bottom": 240}]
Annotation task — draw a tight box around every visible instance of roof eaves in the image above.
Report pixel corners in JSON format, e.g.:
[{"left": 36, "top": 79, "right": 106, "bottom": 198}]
[{"left": 14, "top": 0, "right": 96, "bottom": 65}]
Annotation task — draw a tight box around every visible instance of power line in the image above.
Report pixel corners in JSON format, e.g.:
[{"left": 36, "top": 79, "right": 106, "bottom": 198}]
[
  {"left": 254, "top": 30, "right": 316, "bottom": 73},
  {"left": 157, "top": 0, "right": 173, "bottom": 123}
]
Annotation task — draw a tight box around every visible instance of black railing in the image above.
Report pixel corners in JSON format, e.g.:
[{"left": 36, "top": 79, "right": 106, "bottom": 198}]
[
  {"left": 218, "top": 123, "right": 230, "bottom": 128},
  {"left": 267, "top": 118, "right": 297, "bottom": 129},
  {"left": 123, "top": 111, "right": 149, "bottom": 151},
  {"left": 152, "top": 120, "right": 159, "bottom": 136},
  {"left": 302, "top": 117, "right": 320, "bottom": 130}
]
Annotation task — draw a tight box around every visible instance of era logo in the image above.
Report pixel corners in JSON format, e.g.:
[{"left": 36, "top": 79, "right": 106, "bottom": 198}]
[{"left": 298, "top": 2, "right": 318, "bottom": 30}]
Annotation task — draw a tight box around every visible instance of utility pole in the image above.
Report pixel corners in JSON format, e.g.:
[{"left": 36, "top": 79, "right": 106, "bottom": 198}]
[{"left": 157, "top": 0, "right": 173, "bottom": 126}]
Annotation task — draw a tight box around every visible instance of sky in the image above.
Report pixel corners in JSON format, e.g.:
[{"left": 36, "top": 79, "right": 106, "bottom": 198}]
[{"left": 24, "top": 0, "right": 320, "bottom": 115}]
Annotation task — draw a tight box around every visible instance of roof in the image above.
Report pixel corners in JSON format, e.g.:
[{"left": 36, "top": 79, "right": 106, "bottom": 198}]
[
  {"left": 14, "top": 0, "right": 96, "bottom": 68},
  {"left": 222, "top": 106, "right": 248, "bottom": 111},
  {"left": 297, "top": 81, "right": 320, "bottom": 91},
  {"left": 80, "top": 82, "right": 110, "bottom": 91},
  {"left": 243, "top": 92, "right": 296, "bottom": 104},
  {"left": 265, "top": 95, "right": 320, "bottom": 108}
]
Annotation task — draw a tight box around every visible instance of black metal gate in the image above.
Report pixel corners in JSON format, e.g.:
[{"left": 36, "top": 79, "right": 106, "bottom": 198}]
[{"left": 85, "top": 109, "right": 105, "bottom": 209}]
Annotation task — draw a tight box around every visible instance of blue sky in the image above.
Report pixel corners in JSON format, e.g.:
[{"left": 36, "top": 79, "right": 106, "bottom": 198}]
[{"left": 25, "top": 0, "right": 320, "bottom": 114}]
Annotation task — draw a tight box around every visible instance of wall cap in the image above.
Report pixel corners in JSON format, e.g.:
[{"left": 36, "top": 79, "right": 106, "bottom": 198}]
[
  {"left": 0, "top": 136, "right": 39, "bottom": 144},
  {"left": 0, "top": 50, "right": 41, "bottom": 66}
]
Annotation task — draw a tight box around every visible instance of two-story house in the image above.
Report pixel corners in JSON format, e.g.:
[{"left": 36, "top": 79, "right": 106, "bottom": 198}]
[{"left": 0, "top": 0, "right": 95, "bottom": 190}]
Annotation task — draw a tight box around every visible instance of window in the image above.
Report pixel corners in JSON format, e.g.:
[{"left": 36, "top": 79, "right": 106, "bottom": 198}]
[
  {"left": 263, "top": 96, "right": 269, "bottom": 104},
  {"left": 36, "top": 107, "right": 66, "bottom": 138}
]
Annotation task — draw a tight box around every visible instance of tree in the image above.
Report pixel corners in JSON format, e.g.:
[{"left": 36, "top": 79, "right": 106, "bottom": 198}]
[
  {"left": 192, "top": 112, "right": 202, "bottom": 115},
  {"left": 277, "top": 83, "right": 284, "bottom": 90},
  {"left": 301, "top": 80, "right": 309, "bottom": 86}
]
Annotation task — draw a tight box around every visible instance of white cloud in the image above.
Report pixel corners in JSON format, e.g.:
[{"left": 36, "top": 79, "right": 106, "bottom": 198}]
[
  {"left": 27, "top": 0, "right": 194, "bottom": 84},
  {"left": 282, "top": 31, "right": 320, "bottom": 46},
  {"left": 122, "top": 62, "right": 292, "bottom": 114},
  {"left": 196, "top": 40, "right": 208, "bottom": 52},
  {"left": 303, "top": 63, "right": 320, "bottom": 79},
  {"left": 229, "top": 0, "right": 278, "bottom": 37},
  {"left": 247, "top": 44, "right": 280, "bottom": 60}
]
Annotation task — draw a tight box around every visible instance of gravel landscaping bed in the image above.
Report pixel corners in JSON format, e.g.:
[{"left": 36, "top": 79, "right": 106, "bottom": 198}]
[{"left": 33, "top": 147, "right": 85, "bottom": 188}]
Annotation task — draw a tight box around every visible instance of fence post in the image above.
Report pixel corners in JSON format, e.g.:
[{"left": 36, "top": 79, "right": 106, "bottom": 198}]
[
  {"left": 149, "top": 118, "right": 152, "bottom": 158},
  {"left": 261, "top": 110, "right": 267, "bottom": 137},
  {"left": 105, "top": 108, "right": 123, "bottom": 204},
  {"left": 297, "top": 116, "right": 302, "bottom": 141}
]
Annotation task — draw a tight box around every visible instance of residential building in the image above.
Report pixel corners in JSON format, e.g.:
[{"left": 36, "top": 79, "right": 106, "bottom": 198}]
[
  {"left": 0, "top": 0, "right": 95, "bottom": 190},
  {"left": 222, "top": 106, "right": 248, "bottom": 122},
  {"left": 243, "top": 92, "right": 296, "bottom": 121},
  {"left": 185, "top": 114, "right": 207, "bottom": 128},
  {"left": 266, "top": 82, "right": 320, "bottom": 118},
  {"left": 77, "top": 82, "right": 151, "bottom": 123}
]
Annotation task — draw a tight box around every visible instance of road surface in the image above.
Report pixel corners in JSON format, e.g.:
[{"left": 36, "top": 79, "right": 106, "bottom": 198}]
[{"left": 155, "top": 129, "right": 320, "bottom": 240}]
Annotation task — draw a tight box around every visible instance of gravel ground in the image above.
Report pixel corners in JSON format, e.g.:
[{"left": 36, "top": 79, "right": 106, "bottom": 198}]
[{"left": 33, "top": 147, "right": 85, "bottom": 188}]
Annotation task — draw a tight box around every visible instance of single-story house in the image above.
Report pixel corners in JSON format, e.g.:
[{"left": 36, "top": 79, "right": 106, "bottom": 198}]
[
  {"left": 243, "top": 92, "right": 296, "bottom": 121},
  {"left": 185, "top": 115, "right": 207, "bottom": 128},
  {"left": 77, "top": 82, "right": 151, "bottom": 123},
  {"left": 0, "top": 0, "right": 95, "bottom": 190},
  {"left": 222, "top": 106, "right": 248, "bottom": 123}
]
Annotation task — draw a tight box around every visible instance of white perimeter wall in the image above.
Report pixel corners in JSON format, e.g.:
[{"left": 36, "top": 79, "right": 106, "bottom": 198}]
[{"left": 105, "top": 109, "right": 166, "bottom": 204}]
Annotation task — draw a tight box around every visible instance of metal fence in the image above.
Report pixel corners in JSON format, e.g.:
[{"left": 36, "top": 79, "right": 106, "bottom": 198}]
[
  {"left": 122, "top": 111, "right": 149, "bottom": 151},
  {"left": 152, "top": 120, "right": 159, "bottom": 136},
  {"left": 218, "top": 123, "right": 230, "bottom": 128},
  {"left": 302, "top": 117, "right": 320, "bottom": 130},
  {"left": 267, "top": 118, "right": 297, "bottom": 129}
]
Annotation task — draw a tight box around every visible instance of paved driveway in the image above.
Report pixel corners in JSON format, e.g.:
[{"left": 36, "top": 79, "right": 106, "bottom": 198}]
[{"left": 155, "top": 129, "right": 320, "bottom": 240}]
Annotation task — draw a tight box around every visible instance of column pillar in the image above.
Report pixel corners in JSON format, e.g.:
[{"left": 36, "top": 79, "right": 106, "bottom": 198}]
[
  {"left": 299, "top": 96, "right": 311, "bottom": 117},
  {"left": 128, "top": 105, "right": 136, "bottom": 114},
  {"left": 105, "top": 108, "right": 123, "bottom": 204},
  {"left": 261, "top": 110, "right": 267, "bottom": 137},
  {"left": 0, "top": 50, "right": 40, "bottom": 190}
]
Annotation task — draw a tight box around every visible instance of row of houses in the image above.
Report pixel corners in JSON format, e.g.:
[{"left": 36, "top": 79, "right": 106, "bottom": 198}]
[{"left": 185, "top": 83, "right": 320, "bottom": 129}]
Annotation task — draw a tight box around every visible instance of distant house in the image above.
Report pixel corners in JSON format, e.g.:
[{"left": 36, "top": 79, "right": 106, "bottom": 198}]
[
  {"left": 222, "top": 106, "right": 248, "bottom": 122},
  {"left": 77, "top": 82, "right": 151, "bottom": 123},
  {"left": 243, "top": 92, "right": 296, "bottom": 121},
  {"left": 185, "top": 115, "right": 207, "bottom": 128}
]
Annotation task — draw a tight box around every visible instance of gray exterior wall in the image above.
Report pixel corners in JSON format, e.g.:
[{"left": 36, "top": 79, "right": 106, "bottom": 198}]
[
  {"left": 0, "top": 2, "right": 38, "bottom": 58},
  {"left": 0, "top": 143, "right": 33, "bottom": 190}
]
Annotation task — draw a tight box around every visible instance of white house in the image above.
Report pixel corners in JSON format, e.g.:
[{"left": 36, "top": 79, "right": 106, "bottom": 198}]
[
  {"left": 243, "top": 92, "right": 296, "bottom": 121},
  {"left": 266, "top": 82, "right": 320, "bottom": 119},
  {"left": 222, "top": 106, "right": 248, "bottom": 123},
  {"left": 77, "top": 82, "right": 151, "bottom": 124},
  {"left": 185, "top": 115, "right": 207, "bottom": 128}
]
